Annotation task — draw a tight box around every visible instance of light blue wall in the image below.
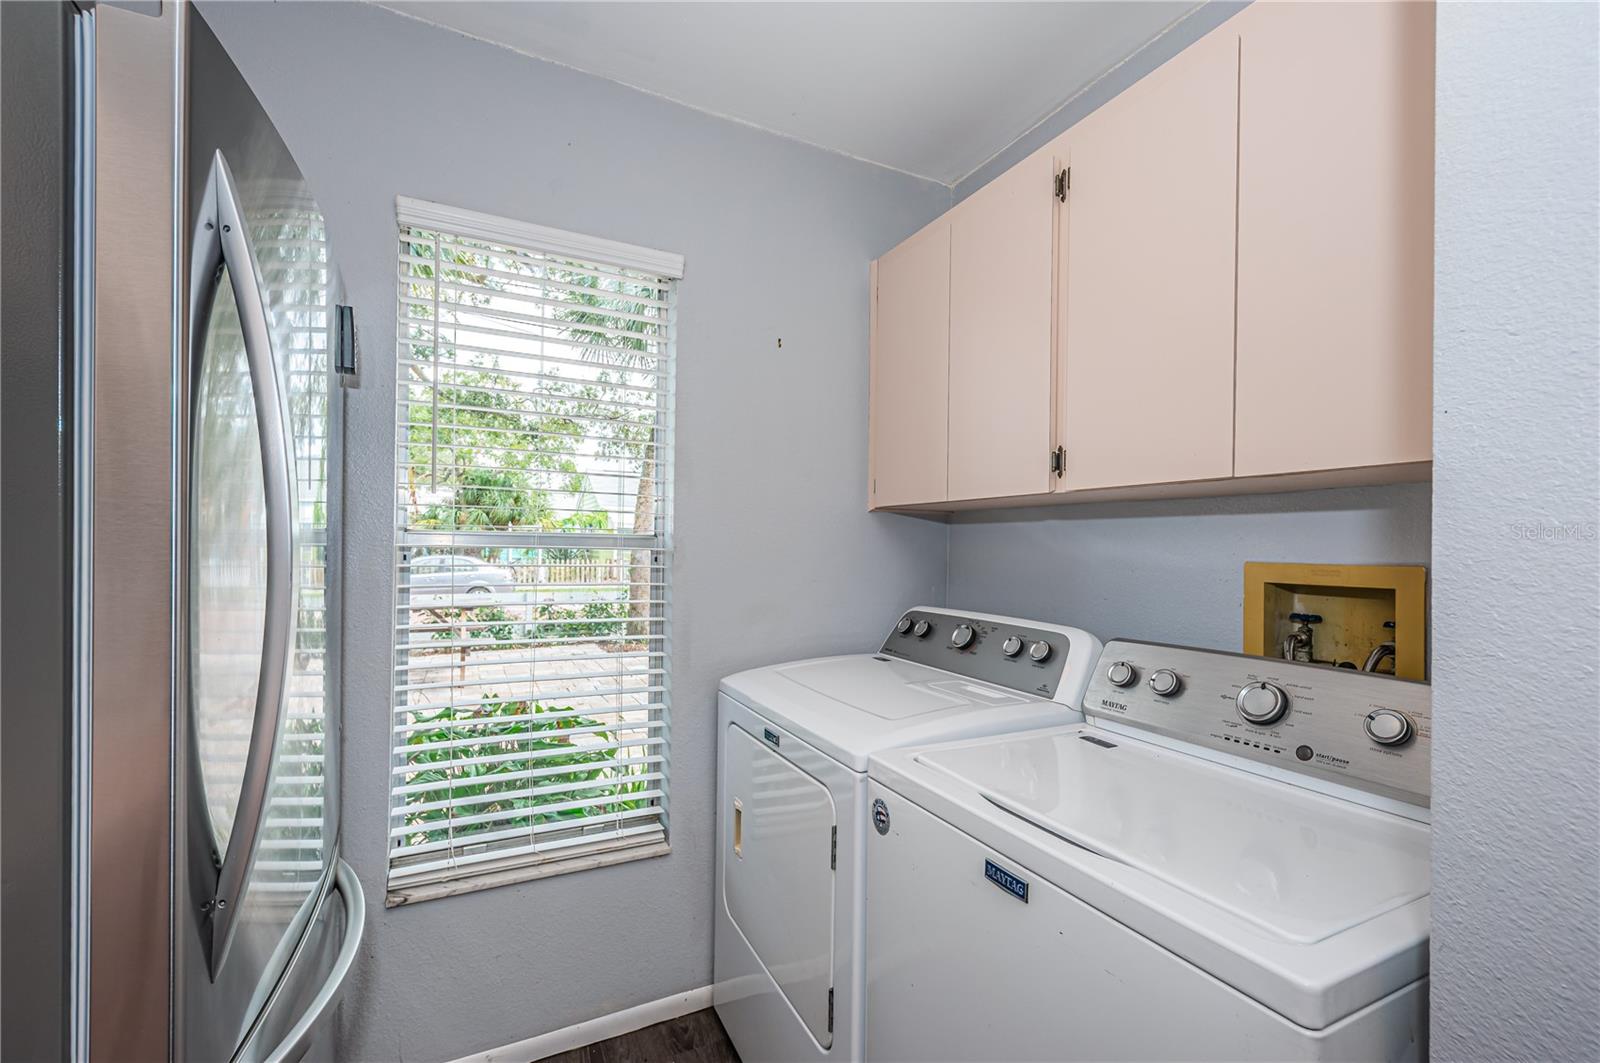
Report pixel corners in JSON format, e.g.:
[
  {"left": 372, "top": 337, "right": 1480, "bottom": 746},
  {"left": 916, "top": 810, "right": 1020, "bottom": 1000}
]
[
  {"left": 1431, "top": 3, "right": 1600, "bottom": 1058},
  {"left": 945, "top": 485, "right": 1431, "bottom": 654},
  {"left": 196, "top": 3, "right": 951, "bottom": 1058}
]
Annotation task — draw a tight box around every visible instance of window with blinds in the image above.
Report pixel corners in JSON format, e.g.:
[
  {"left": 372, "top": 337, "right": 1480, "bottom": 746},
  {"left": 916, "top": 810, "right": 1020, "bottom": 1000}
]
[{"left": 389, "top": 198, "right": 679, "bottom": 895}]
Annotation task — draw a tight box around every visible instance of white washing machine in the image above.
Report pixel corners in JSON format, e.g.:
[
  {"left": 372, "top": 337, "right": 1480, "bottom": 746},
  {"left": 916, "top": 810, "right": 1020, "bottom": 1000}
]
[
  {"left": 714, "top": 607, "right": 1104, "bottom": 1063},
  {"left": 865, "top": 639, "right": 1433, "bottom": 1062}
]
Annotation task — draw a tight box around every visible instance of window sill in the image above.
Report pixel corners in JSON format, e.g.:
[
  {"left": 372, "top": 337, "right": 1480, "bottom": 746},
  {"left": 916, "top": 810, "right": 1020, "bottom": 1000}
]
[{"left": 385, "top": 838, "right": 670, "bottom": 908}]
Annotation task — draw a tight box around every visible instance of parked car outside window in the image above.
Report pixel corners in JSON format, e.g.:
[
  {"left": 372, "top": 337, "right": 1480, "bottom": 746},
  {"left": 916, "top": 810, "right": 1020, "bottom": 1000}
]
[{"left": 407, "top": 554, "right": 515, "bottom": 607}]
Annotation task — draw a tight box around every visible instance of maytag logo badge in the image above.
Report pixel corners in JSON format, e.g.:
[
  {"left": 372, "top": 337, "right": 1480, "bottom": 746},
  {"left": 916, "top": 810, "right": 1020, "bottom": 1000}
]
[
  {"left": 984, "top": 860, "right": 1029, "bottom": 903},
  {"left": 871, "top": 798, "right": 891, "bottom": 836},
  {"left": 1101, "top": 698, "right": 1128, "bottom": 712},
  {"left": 763, "top": 728, "right": 780, "bottom": 747}
]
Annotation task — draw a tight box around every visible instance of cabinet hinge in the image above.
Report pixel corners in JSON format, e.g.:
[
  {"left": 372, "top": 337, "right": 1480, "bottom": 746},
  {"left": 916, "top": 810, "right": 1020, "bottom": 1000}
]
[
  {"left": 830, "top": 826, "right": 837, "bottom": 870},
  {"left": 1050, "top": 446, "right": 1065, "bottom": 478},
  {"left": 828, "top": 988, "right": 835, "bottom": 1033},
  {"left": 1054, "top": 167, "right": 1070, "bottom": 202}
]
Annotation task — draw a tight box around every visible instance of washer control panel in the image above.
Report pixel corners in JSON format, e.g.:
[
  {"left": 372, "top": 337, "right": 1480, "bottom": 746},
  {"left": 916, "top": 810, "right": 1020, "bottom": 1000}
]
[
  {"left": 1084, "top": 639, "right": 1431, "bottom": 806},
  {"left": 880, "top": 609, "right": 1070, "bottom": 700}
]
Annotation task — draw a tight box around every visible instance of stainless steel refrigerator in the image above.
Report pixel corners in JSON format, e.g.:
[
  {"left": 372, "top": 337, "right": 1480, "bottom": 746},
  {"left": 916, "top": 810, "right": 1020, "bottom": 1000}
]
[{"left": 1, "top": 3, "right": 363, "bottom": 1059}]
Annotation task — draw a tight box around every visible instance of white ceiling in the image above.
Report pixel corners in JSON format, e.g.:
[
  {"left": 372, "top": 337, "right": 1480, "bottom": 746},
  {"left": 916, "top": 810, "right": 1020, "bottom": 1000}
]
[{"left": 375, "top": 2, "right": 1199, "bottom": 185}]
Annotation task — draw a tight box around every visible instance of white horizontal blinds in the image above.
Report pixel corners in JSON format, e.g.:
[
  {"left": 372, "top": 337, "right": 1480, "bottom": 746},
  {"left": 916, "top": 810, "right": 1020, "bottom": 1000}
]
[
  {"left": 261, "top": 200, "right": 333, "bottom": 900},
  {"left": 390, "top": 201, "right": 677, "bottom": 885}
]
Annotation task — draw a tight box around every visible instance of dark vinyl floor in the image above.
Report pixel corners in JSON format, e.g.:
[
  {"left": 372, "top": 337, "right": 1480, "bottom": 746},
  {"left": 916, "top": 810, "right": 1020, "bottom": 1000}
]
[{"left": 540, "top": 1008, "right": 741, "bottom": 1063}]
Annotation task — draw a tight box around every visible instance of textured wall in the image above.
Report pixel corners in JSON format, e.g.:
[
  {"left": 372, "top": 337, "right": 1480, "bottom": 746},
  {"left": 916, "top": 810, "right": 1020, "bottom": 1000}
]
[
  {"left": 945, "top": 485, "right": 1432, "bottom": 654},
  {"left": 1431, "top": 3, "right": 1600, "bottom": 1059},
  {"left": 196, "top": 4, "right": 950, "bottom": 1059}
]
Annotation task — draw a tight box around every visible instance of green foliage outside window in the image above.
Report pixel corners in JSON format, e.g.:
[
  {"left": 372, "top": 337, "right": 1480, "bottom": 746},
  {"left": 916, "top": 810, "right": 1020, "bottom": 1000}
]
[{"left": 398, "top": 697, "right": 649, "bottom": 849}]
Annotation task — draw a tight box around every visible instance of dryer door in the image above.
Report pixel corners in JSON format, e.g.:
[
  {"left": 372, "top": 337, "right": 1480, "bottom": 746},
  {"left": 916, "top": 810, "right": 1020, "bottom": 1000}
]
[{"left": 724, "top": 725, "right": 836, "bottom": 1048}]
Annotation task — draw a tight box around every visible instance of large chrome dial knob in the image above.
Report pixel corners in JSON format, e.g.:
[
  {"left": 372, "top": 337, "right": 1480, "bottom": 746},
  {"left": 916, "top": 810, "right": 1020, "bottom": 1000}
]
[
  {"left": 1106, "top": 661, "right": 1138, "bottom": 688},
  {"left": 1028, "top": 640, "right": 1053, "bottom": 663},
  {"left": 1364, "top": 709, "right": 1415, "bottom": 747},
  {"left": 895, "top": 616, "right": 914, "bottom": 635},
  {"left": 912, "top": 619, "right": 932, "bottom": 638},
  {"left": 951, "top": 623, "right": 976, "bottom": 650},
  {"left": 1236, "top": 681, "right": 1288, "bottom": 725},
  {"left": 1000, "top": 635, "right": 1024, "bottom": 657},
  {"left": 1148, "top": 668, "right": 1182, "bottom": 697}
]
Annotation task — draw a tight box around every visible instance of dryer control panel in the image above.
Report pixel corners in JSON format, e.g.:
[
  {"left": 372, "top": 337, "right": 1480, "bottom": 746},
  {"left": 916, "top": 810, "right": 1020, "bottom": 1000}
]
[
  {"left": 1084, "top": 639, "right": 1431, "bottom": 807},
  {"left": 880, "top": 609, "right": 1071, "bottom": 701}
]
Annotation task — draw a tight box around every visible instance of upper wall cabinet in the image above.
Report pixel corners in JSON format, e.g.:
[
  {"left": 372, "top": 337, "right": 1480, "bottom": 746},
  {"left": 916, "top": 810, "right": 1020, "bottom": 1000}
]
[
  {"left": 869, "top": 217, "right": 950, "bottom": 508},
  {"left": 1233, "top": 1, "right": 1435, "bottom": 478},
  {"left": 867, "top": 2, "right": 1434, "bottom": 512},
  {"left": 1058, "top": 29, "right": 1240, "bottom": 492},
  {"left": 947, "top": 152, "right": 1056, "bottom": 501}
]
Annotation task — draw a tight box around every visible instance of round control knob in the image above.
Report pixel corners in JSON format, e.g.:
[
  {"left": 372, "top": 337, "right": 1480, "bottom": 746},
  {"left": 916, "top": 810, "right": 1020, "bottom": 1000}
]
[
  {"left": 1027, "top": 640, "right": 1053, "bottom": 663},
  {"left": 1000, "top": 635, "right": 1024, "bottom": 657},
  {"left": 1148, "top": 668, "right": 1183, "bottom": 698},
  {"left": 895, "top": 616, "right": 914, "bottom": 635},
  {"left": 1106, "top": 661, "right": 1138, "bottom": 688},
  {"left": 1364, "top": 708, "right": 1414, "bottom": 747},
  {"left": 1236, "top": 681, "right": 1289, "bottom": 725},
  {"left": 912, "top": 619, "right": 932, "bottom": 638},
  {"left": 951, "top": 623, "right": 976, "bottom": 650}
]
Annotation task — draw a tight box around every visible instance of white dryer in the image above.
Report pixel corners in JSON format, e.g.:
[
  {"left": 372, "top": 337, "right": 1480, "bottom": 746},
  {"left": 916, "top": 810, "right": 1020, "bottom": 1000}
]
[
  {"left": 714, "top": 607, "right": 1103, "bottom": 1063},
  {"left": 865, "top": 639, "right": 1433, "bottom": 1062}
]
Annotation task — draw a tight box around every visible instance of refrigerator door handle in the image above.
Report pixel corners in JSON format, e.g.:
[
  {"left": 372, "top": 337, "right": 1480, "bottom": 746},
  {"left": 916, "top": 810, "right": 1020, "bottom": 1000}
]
[
  {"left": 259, "top": 860, "right": 366, "bottom": 1063},
  {"left": 188, "top": 148, "right": 299, "bottom": 978}
]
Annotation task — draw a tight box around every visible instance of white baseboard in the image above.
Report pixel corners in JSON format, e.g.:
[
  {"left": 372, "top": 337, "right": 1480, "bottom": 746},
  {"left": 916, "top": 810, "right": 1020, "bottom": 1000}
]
[{"left": 449, "top": 985, "right": 715, "bottom": 1063}]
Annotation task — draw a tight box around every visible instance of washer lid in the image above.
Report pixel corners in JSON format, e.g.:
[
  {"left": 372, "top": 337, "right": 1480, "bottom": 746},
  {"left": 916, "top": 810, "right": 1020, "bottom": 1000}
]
[
  {"left": 719, "top": 655, "right": 1073, "bottom": 772},
  {"left": 919, "top": 728, "right": 1429, "bottom": 946}
]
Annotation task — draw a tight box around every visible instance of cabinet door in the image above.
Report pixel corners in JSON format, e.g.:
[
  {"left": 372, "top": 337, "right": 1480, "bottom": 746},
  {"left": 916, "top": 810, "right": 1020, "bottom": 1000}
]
[
  {"left": 1234, "top": 1, "right": 1434, "bottom": 477},
  {"left": 947, "top": 152, "right": 1056, "bottom": 501},
  {"left": 869, "top": 219, "right": 950, "bottom": 507},
  {"left": 1059, "top": 29, "right": 1240, "bottom": 491}
]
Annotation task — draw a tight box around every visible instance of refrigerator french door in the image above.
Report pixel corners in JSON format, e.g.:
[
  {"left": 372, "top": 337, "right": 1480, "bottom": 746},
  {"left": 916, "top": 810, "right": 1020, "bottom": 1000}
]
[{"left": 63, "top": 4, "right": 363, "bottom": 1060}]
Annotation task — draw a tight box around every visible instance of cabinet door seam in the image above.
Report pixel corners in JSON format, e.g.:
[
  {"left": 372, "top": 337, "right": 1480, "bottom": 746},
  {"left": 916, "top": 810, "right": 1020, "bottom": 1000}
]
[{"left": 1231, "top": 34, "right": 1242, "bottom": 479}]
